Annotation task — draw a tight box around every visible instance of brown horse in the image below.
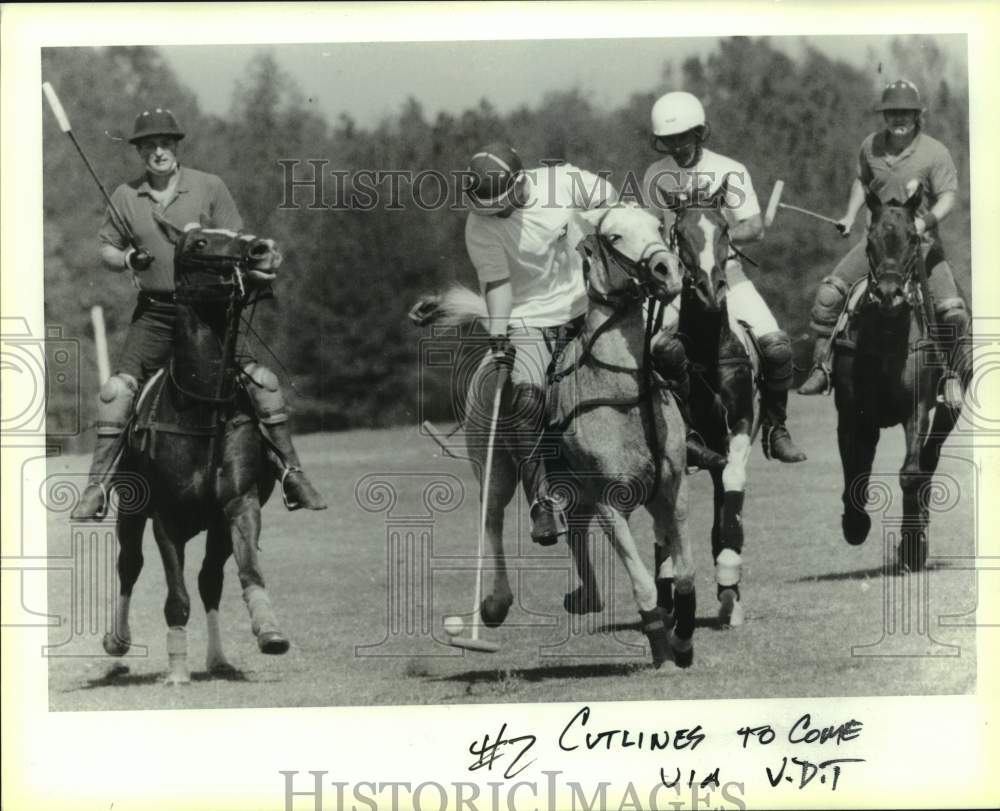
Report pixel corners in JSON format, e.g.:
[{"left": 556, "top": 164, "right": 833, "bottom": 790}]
[
  {"left": 832, "top": 188, "right": 964, "bottom": 571},
  {"left": 103, "top": 224, "right": 290, "bottom": 684},
  {"left": 664, "top": 198, "right": 762, "bottom": 627},
  {"left": 413, "top": 205, "right": 697, "bottom": 668}
]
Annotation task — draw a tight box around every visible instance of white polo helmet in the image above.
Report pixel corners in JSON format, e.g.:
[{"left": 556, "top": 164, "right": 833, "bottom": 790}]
[{"left": 651, "top": 91, "right": 706, "bottom": 136}]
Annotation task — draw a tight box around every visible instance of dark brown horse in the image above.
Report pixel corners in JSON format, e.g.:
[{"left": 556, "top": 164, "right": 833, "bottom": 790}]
[
  {"left": 103, "top": 224, "right": 289, "bottom": 684},
  {"left": 833, "top": 189, "right": 962, "bottom": 571},
  {"left": 663, "top": 197, "right": 761, "bottom": 627}
]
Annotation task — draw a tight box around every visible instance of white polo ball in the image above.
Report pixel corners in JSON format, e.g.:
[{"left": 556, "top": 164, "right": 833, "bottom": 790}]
[{"left": 443, "top": 615, "right": 464, "bottom": 636}]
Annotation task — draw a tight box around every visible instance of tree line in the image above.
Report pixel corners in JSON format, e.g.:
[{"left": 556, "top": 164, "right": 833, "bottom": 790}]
[{"left": 41, "top": 37, "right": 971, "bottom": 448}]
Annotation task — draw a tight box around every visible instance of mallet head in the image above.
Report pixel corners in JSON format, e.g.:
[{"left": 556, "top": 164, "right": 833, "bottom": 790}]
[{"left": 764, "top": 180, "right": 784, "bottom": 228}]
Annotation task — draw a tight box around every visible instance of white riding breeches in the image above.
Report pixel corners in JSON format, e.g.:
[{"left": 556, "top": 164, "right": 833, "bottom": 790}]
[{"left": 658, "top": 259, "right": 779, "bottom": 336}]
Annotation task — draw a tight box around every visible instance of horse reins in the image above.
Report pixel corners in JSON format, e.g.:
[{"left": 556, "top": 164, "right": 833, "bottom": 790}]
[{"left": 550, "top": 222, "right": 676, "bottom": 501}]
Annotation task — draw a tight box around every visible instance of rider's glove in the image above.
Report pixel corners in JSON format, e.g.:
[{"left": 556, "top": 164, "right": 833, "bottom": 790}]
[
  {"left": 489, "top": 334, "right": 516, "bottom": 371},
  {"left": 125, "top": 247, "right": 154, "bottom": 272}
]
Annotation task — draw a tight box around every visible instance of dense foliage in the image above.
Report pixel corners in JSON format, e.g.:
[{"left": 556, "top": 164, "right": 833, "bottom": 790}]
[{"left": 42, "top": 38, "right": 970, "bottom": 447}]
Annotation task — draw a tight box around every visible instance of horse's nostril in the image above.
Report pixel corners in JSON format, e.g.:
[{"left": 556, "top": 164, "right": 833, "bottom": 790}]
[{"left": 249, "top": 243, "right": 269, "bottom": 257}]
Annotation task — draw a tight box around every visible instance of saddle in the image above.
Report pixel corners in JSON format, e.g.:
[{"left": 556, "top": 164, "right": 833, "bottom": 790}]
[{"left": 128, "top": 367, "right": 255, "bottom": 461}]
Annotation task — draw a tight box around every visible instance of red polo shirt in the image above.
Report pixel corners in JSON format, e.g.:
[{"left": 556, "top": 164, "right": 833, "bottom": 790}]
[{"left": 98, "top": 166, "right": 243, "bottom": 293}]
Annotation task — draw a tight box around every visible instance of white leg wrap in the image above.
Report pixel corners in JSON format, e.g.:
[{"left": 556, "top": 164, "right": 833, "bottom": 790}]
[
  {"left": 715, "top": 548, "right": 743, "bottom": 588},
  {"left": 722, "top": 433, "right": 751, "bottom": 492}
]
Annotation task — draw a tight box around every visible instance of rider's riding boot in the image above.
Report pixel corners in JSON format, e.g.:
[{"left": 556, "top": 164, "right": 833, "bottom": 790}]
[
  {"left": 936, "top": 298, "right": 972, "bottom": 409},
  {"left": 509, "top": 384, "right": 567, "bottom": 546},
  {"left": 759, "top": 331, "right": 807, "bottom": 463},
  {"left": 71, "top": 434, "right": 123, "bottom": 520},
  {"left": 70, "top": 373, "right": 137, "bottom": 521},
  {"left": 243, "top": 362, "right": 327, "bottom": 512},
  {"left": 262, "top": 421, "right": 327, "bottom": 511},
  {"left": 676, "top": 394, "right": 727, "bottom": 471},
  {"left": 650, "top": 331, "right": 726, "bottom": 471},
  {"left": 519, "top": 454, "right": 568, "bottom": 547},
  {"left": 797, "top": 335, "right": 832, "bottom": 396}
]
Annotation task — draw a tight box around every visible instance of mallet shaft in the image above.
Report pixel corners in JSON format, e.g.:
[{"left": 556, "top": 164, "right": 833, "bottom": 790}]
[
  {"left": 778, "top": 202, "right": 840, "bottom": 227},
  {"left": 42, "top": 82, "right": 139, "bottom": 247}
]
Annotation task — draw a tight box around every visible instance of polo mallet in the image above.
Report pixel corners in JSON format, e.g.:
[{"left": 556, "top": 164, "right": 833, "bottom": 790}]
[
  {"left": 764, "top": 180, "right": 842, "bottom": 229},
  {"left": 447, "top": 363, "right": 508, "bottom": 653},
  {"left": 41, "top": 82, "right": 139, "bottom": 247}
]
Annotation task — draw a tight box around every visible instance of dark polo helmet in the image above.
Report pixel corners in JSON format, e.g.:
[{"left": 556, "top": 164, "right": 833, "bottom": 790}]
[
  {"left": 466, "top": 142, "right": 524, "bottom": 206},
  {"left": 128, "top": 108, "right": 186, "bottom": 145},
  {"left": 874, "top": 79, "right": 924, "bottom": 112}
]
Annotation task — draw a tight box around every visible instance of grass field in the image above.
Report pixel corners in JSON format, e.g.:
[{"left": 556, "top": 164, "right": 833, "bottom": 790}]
[{"left": 45, "top": 395, "right": 978, "bottom": 711}]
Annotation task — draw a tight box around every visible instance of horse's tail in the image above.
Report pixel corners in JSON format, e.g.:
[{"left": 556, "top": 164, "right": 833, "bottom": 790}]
[{"left": 409, "top": 284, "right": 489, "bottom": 328}]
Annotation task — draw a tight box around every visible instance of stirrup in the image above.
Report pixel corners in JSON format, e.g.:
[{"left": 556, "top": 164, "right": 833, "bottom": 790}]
[
  {"left": 72, "top": 481, "right": 111, "bottom": 521},
  {"left": 797, "top": 363, "right": 832, "bottom": 396},
  {"left": 279, "top": 466, "right": 303, "bottom": 511}
]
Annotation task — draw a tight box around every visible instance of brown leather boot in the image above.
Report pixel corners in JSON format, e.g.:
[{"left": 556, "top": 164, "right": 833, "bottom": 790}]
[
  {"left": 762, "top": 389, "right": 807, "bottom": 463},
  {"left": 70, "top": 433, "right": 123, "bottom": 520},
  {"left": 797, "top": 336, "right": 833, "bottom": 395},
  {"left": 262, "top": 422, "right": 327, "bottom": 511}
]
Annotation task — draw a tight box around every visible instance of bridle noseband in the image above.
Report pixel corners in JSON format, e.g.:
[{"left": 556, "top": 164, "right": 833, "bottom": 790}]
[{"left": 584, "top": 209, "right": 673, "bottom": 309}]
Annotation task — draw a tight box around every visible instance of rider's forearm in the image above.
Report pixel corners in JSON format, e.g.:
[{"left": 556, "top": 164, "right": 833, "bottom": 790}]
[
  {"left": 924, "top": 190, "right": 956, "bottom": 229},
  {"left": 844, "top": 178, "right": 866, "bottom": 224},
  {"left": 100, "top": 243, "right": 130, "bottom": 273},
  {"left": 731, "top": 214, "right": 763, "bottom": 245},
  {"left": 484, "top": 279, "right": 513, "bottom": 337}
]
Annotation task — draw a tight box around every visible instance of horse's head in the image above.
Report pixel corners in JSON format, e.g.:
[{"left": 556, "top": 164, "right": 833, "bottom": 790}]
[
  {"left": 578, "top": 204, "right": 683, "bottom": 305},
  {"left": 667, "top": 190, "right": 729, "bottom": 312},
  {"left": 865, "top": 186, "right": 922, "bottom": 314},
  {"left": 154, "top": 214, "right": 282, "bottom": 303}
]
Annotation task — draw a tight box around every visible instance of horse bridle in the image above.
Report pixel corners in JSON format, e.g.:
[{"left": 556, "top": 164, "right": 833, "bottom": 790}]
[
  {"left": 864, "top": 219, "right": 922, "bottom": 299},
  {"left": 583, "top": 209, "right": 673, "bottom": 309},
  {"left": 170, "top": 238, "right": 263, "bottom": 405}
]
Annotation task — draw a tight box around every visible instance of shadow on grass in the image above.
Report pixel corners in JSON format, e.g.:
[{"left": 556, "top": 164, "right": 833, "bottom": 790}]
[
  {"left": 432, "top": 661, "right": 648, "bottom": 686},
  {"left": 790, "top": 558, "right": 969, "bottom": 584},
  {"left": 74, "top": 663, "right": 251, "bottom": 690},
  {"left": 595, "top": 614, "right": 727, "bottom": 633}
]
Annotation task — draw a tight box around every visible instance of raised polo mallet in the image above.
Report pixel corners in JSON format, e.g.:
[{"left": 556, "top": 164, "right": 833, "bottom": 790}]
[
  {"left": 764, "top": 180, "right": 841, "bottom": 229},
  {"left": 445, "top": 363, "right": 508, "bottom": 654},
  {"left": 41, "top": 82, "right": 139, "bottom": 246}
]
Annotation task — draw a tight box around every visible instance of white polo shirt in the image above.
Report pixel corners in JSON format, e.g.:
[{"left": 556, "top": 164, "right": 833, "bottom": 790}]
[
  {"left": 465, "top": 163, "right": 613, "bottom": 328},
  {"left": 643, "top": 148, "right": 761, "bottom": 230}
]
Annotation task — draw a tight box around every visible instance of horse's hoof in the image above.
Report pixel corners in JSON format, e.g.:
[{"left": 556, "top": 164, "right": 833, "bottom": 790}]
[
  {"left": 563, "top": 586, "right": 603, "bottom": 615},
  {"left": 480, "top": 594, "right": 513, "bottom": 628},
  {"left": 718, "top": 588, "right": 744, "bottom": 628},
  {"left": 842, "top": 510, "right": 871, "bottom": 546},
  {"left": 257, "top": 631, "right": 290, "bottom": 655},
  {"left": 640, "top": 608, "right": 672, "bottom": 669},
  {"left": 102, "top": 631, "right": 131, "bottom": 657},
  {"left": 670, "top": 631, "right": 694, "bottom": 669},
  {"left": 163, "top": 671, "right": 191, "bottom": 686}
]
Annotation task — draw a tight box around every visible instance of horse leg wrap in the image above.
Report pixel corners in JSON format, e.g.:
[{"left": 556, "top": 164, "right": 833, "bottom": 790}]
[
  {"left": 720, "top": 491, "right": 745, "bottom": 555},
  {"left": 715, "top": 547, "right": 743, "bottom": 590},
  {"left": 656, "top": 578, "right": 675, "bottom": 616},
  {"left": 639, "top": 607, "right": 672, "bottom": 668},
  {"left": 243, "top": 584, "right": 279, "bottom": 636},
  {"left": 165, "top": 626, "right": 190, "bottom": 684},
  {"left": 672, "top": 584, "right": 696, "bottom": 642}
]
